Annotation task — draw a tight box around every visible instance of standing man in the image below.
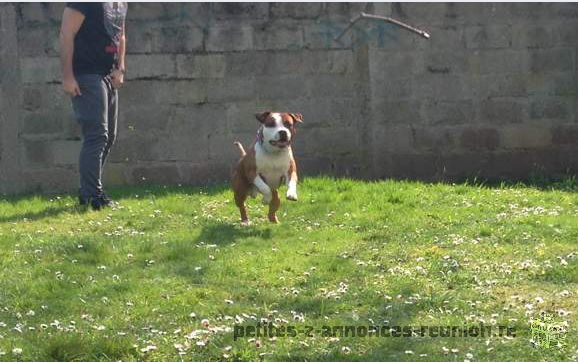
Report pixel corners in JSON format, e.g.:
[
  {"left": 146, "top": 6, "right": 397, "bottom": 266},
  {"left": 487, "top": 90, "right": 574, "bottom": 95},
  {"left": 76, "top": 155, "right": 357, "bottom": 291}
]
[{"left": 60, "top": 3, "right": 127, "bottom": 210}]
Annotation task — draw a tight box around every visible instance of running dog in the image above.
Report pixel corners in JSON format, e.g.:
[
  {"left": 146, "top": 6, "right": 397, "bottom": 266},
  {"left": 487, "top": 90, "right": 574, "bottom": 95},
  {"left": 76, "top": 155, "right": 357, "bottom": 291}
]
[{"left": 232, "top": 112, "right": 303, "bottom": 225}]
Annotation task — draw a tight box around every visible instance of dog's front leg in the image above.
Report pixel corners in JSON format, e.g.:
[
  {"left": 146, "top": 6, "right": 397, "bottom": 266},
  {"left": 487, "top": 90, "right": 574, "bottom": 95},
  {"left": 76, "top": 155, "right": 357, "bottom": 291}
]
[
  {"left": 286, "top": 161, "right": 298, "bottom": 201},
  {"left": 268, "top": 190, "right": 281, "bottom": 223},
  {"left": 253, "top": 175, "right": 273, "bottom": 204},
  {"left": 286, "top": 174, "right": 298, "bottom": 201}
]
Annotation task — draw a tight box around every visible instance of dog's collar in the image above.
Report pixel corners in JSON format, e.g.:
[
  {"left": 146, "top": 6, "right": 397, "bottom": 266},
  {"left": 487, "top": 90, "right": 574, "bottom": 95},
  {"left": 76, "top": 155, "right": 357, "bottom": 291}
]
[{"left": 256, "top": 128, "right": 264, "bottom": 145}]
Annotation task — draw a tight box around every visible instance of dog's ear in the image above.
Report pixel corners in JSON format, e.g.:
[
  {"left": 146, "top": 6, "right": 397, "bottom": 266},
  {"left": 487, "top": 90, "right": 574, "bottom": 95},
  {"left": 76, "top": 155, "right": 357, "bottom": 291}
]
[
  {"left": 289, "top": 113, "right": 303, "bottom": 123},
  {"left": 255, "top": 112, "right": 271, "bottom": 124}
]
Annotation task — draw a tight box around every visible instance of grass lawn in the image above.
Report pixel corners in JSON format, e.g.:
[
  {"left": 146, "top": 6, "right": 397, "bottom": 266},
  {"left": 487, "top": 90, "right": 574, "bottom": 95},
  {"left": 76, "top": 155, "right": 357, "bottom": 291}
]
[{"left": 0, "top": 177, "right": 576, "bottom": 361}]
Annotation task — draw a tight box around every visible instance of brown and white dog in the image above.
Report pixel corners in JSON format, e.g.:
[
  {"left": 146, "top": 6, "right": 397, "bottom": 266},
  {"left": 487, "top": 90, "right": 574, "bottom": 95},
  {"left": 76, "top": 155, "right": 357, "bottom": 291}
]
[{"left": 232, "top": 112, "right": 303, "bottom": 225}]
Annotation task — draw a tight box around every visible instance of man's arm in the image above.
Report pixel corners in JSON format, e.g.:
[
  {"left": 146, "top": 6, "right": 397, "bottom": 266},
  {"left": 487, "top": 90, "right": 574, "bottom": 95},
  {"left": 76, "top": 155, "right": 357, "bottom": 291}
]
[
  {"left": 59, "top": 7, "right": 85, "bottom": 97},
  {"left": 111, "top": 21, "right": 126, "bottom": 89},
  {"left": 119, "top": 21, "right": 126, "bottom": 71}
]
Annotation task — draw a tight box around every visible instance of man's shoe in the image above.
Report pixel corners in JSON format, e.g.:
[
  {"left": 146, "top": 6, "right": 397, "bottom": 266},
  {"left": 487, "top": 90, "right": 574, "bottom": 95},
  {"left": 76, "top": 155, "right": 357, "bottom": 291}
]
[
  {"left": 90, "top": 194, "right": 117, "bottom": 210},
  {"left": 100, "top": 194, "right": 113, "bottom": 207},
  {"left": 90, "top": 196, "right": 108, "bottom": 211},
  {"left": 79, "top": 193, "right": 117, "bottom": 210}
]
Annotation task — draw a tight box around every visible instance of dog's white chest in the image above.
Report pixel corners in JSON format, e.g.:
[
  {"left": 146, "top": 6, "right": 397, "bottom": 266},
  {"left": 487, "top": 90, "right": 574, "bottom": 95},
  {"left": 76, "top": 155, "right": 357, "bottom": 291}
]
[{"left": 255, "top": 144, "right": 290, "bottom": 189}]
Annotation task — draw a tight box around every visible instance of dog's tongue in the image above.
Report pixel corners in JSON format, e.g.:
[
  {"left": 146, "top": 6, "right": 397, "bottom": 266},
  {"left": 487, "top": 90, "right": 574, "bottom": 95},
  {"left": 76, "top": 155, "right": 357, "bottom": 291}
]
[{"left": 270, "top": 140, "right": 289, "bottom": 148}]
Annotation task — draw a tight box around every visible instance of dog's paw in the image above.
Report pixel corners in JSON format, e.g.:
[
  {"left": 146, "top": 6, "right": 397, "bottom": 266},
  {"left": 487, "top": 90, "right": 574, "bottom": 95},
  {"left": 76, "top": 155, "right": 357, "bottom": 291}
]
[
  {"left": 262, "top": 193, "right": 272, "bottom": 205},
  {"left": 241, "top": 220, "right": 251, "bottom": 226},
  {"left": 286, "top": 190, "right": 298, "bottom": 201}
]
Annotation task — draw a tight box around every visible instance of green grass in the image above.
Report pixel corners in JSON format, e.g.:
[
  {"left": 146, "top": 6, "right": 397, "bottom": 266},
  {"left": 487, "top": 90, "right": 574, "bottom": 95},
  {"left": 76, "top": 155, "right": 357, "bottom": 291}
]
[{"left": 0, "top": 177, "right": 576, "bottom": 361}]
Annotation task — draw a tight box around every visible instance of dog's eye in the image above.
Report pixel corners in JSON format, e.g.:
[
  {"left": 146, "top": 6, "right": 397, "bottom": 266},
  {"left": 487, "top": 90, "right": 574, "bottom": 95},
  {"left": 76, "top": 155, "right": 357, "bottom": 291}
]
[{"left": 284, "top": 121, "right": 292, "bottom": 128}]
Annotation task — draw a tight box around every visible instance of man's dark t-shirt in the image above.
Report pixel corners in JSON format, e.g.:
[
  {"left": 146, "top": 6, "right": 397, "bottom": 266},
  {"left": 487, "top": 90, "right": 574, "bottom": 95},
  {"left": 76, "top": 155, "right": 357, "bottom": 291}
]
[{"left": 66, "top": 2, "right": 127, "bottom": 76}]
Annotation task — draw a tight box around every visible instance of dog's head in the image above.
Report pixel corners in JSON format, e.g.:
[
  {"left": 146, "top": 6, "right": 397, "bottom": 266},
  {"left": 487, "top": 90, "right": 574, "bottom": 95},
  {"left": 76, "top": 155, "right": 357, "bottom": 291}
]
[{"left": 255, "top": 112, "right": 303, "bottom": 151}]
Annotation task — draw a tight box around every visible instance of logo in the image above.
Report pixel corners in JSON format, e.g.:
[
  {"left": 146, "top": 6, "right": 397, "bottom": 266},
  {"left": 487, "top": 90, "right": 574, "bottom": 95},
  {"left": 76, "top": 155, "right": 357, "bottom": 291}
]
[{"left": 530, "top": 312, "right": 567, "bottom": 350}]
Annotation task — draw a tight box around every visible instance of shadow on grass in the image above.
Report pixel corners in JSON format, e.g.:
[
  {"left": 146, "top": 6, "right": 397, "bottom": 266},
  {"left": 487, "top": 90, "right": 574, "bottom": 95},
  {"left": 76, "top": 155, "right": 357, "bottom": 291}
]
[
  {"left": 159, "top": 222, "right": 272, "bottom": 281},
  {"left": 113, "top": 175, "right": 578, "bottom": 194},
  {"left": 0, "top": 183, "right": 231, "bottom": 223},
  {"left": 449, "top": 174, "right": 578, "bottom": 192},
  {"left": 2, "top": 174, "right": 576, "bottom": 224},
  {"left": 194, "top": 221, "right": 273, "bottom": 245},
  {"left": 42, "top": 333, "right": 138, "bottom": 361},
  {"left": 0, "top": 205, "right": 85, "bottom": 223},
  {"left": 107, "top": 183, "right": 231, "bottom": 201}
]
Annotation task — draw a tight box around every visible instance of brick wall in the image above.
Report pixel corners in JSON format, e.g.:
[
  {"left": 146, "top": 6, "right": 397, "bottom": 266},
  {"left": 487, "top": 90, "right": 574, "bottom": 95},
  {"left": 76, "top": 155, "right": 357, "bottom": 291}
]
[{"left": 1, "top": 2, "right": 578, "bottom": 194}]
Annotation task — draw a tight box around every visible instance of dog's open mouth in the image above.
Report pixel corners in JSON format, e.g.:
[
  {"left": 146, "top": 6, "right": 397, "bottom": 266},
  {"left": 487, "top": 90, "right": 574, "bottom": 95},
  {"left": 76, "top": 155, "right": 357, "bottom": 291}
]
[{"left": 269, "top": 140, "right": 290, "bottom": 148}]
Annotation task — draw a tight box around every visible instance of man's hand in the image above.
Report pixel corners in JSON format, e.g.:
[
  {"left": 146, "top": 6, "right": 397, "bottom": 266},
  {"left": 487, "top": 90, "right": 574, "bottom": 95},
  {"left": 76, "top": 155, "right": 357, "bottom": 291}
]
[
  {"left": 110, "top": 69, "right": 124, "bottom": 89},
  {"left": 63, "top": 76, "right": 82, "bottom": 97},
  {"left": 60, "top": 7, "right": 84, "bottom": 97}
]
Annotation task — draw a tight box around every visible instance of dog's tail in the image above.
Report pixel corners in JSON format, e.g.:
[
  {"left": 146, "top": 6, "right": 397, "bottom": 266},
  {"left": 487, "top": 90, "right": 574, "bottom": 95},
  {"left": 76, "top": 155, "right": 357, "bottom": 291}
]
[{"left": 233, "top": 141, "right": 246, "bottom": 157}]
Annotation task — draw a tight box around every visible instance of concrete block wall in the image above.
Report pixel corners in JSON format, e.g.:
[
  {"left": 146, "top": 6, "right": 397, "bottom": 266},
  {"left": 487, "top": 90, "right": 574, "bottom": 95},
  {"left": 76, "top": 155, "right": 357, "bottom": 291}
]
[
  {"left": 368, "top": 2, "right": 578, "bottom": 180},
  {"left": 1, "top": 2, "right": 578, "bottom": 194}
]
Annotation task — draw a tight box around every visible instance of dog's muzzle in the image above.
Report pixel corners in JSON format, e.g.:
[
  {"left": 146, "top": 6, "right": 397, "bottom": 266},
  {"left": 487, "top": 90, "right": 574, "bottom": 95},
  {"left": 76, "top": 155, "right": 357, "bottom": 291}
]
[
  {"left": 270, "top": 130, "right": 291, "bottom": 148},
  {"left": 269, "top": 140, "right": 291, "bottom": 148}
]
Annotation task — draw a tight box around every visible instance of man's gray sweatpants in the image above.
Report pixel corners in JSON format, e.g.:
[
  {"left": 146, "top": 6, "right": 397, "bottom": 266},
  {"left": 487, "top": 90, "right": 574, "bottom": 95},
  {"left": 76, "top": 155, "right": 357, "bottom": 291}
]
[{"left": 71, "top": 74, "right": 118, "bottom": 201}]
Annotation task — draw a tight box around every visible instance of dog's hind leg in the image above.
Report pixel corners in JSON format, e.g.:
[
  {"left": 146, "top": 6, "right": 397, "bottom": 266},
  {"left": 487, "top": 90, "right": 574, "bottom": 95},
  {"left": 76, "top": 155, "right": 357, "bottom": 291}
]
[
  {"left": 232, "top": 173, "right": 251, "bottom": 226},
  {"left": 268, "top": 190, "right": 281, "bottom": 224},
  {"left": 235, "top": 191, "right": 250, "bottom": 226}
]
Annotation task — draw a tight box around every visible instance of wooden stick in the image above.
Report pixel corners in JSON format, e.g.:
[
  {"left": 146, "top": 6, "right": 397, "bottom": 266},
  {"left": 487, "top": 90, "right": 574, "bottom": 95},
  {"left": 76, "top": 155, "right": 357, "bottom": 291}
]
[
  {"left": 334, "top": 12, "right": 430, "bottom": 43},
  {"left": 334, "top": 13, "right": 365, "bottom": 43}
]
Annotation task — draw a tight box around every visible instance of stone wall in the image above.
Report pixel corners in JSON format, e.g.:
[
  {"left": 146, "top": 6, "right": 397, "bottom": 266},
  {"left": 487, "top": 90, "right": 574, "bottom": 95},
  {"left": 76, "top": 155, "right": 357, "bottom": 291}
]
[{"left": 1, "top": 2, "right": 578, "bottom": 194}]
